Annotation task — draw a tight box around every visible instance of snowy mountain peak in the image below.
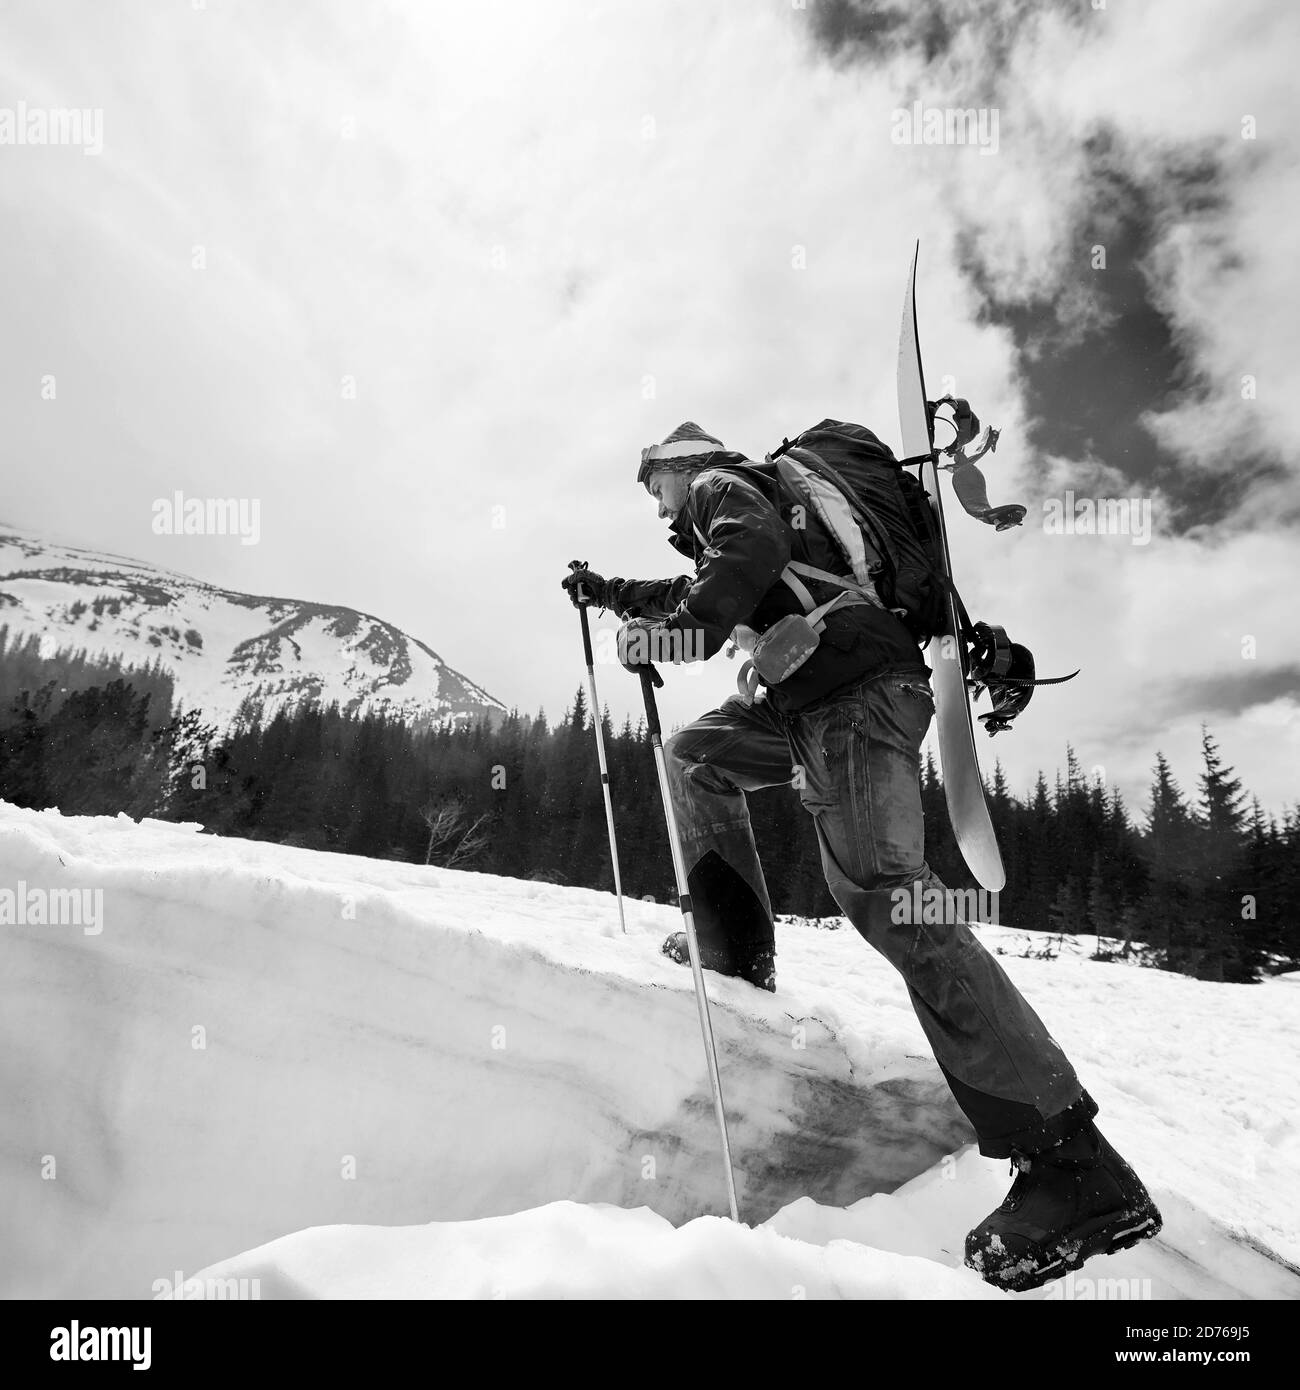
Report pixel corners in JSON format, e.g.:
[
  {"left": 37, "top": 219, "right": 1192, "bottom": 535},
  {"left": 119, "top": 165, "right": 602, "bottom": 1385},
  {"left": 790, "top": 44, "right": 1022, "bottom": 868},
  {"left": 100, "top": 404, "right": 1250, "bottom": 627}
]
[{"left": 0, "top": 526, "right": 506, "bottom": 730}]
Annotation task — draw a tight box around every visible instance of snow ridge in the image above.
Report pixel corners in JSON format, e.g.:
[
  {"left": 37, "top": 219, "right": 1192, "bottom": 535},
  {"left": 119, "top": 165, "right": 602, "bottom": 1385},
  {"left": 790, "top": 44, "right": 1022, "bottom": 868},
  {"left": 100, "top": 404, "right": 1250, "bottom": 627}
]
[{"left": 0, "top": 526, "right": 505, "bottom": 730}]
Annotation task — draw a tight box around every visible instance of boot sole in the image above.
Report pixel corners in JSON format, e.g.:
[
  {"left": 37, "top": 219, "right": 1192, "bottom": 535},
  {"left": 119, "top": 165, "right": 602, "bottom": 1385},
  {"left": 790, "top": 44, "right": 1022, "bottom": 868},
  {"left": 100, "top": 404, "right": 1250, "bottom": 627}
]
[{"left": 972, "top": 1205, "right": 1164, "bottom": 1294}]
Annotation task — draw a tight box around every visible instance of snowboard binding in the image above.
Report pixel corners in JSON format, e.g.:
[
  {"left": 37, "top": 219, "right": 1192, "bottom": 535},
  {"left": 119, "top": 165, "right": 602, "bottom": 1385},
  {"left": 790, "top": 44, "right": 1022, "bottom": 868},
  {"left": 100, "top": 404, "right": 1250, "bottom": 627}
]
[
  {"left": 968, "top": 621, "right": 1080, "bottom": 736},
  {"left": 927, "top": 396, "right": 1026, "bottom": 531}
]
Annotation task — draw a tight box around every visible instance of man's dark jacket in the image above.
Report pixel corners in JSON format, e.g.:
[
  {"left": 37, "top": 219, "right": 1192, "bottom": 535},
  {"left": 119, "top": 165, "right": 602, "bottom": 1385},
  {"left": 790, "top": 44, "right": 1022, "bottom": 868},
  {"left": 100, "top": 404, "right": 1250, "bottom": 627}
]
[{"left": 606, "top": 453, "right": 923, "bottom": 713}]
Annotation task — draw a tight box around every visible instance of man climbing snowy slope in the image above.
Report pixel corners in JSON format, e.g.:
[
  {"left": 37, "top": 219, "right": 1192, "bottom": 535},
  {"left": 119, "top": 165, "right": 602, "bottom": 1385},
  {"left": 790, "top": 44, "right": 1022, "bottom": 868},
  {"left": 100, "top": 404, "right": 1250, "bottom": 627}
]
[{"left": 560, "top": 420, "right": 1161, "bottom": 1292}]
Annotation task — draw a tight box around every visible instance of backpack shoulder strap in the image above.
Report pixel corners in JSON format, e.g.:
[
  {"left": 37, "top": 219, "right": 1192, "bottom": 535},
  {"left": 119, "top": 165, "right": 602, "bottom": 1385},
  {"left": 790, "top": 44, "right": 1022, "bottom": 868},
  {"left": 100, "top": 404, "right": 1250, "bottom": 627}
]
[{"left": 770, "top": 451, "right": 889, "bottom": 611}]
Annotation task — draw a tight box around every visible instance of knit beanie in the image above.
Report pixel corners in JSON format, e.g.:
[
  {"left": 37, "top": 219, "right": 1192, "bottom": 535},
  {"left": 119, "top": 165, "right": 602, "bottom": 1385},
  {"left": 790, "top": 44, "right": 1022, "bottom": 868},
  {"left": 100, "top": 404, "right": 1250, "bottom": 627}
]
[{"left": 637, "top": 422, "right": 726, "bottom": 486}]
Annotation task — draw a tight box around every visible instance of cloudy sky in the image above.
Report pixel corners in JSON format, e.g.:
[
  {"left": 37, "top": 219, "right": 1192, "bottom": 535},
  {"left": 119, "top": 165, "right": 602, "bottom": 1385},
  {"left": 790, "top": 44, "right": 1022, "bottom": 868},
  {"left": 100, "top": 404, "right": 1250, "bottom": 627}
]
[{"left": 2, "top": 0, "right": 1297, "bottom": 818}]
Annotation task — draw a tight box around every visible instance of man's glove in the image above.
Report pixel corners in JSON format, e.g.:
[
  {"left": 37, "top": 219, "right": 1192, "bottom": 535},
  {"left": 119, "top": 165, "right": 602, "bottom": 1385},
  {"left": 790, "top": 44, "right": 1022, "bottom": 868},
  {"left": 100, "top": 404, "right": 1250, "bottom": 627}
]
[
  {"left": 617, "top": 617, "right": 665, "bottom": 688},
  {"left": 561, "top": 565, "right": 610, "bottom": 609}
]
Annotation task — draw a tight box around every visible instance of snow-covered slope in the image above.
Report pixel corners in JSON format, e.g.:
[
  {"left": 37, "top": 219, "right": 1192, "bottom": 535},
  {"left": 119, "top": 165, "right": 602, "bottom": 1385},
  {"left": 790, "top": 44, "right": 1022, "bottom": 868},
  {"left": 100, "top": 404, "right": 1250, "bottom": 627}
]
[
  {"left": 1, "top": 802, "right": 1297, "bottom": 1301},
  {"left": 0, "top": 526, "right": 505, "bottom": 729}
]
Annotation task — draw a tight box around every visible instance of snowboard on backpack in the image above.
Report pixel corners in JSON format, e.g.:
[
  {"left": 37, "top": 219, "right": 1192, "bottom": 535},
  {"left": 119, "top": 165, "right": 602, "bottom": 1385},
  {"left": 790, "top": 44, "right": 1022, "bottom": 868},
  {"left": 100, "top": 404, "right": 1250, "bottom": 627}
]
[{"left": 896, "top": 244, "right": 1006, "bottom": 892}]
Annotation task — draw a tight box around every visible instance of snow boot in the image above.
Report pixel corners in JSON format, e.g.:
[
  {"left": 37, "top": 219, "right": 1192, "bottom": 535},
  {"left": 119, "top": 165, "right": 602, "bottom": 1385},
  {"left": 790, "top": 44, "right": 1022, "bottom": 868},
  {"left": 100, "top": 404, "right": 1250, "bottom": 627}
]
[
  {"left": 661, "top": 932, "right": 776, "bottom": 992},
  {"left": 964, "top": 1121, "right": 1162, "bottom": 1292}
]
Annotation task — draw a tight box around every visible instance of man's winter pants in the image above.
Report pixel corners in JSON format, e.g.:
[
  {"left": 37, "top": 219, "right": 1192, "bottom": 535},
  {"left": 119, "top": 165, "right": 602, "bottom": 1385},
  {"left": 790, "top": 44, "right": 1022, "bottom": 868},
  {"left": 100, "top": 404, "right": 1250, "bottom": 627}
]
[{"left": 664, "top": 666, "right": 1097, "bottom": 1158}]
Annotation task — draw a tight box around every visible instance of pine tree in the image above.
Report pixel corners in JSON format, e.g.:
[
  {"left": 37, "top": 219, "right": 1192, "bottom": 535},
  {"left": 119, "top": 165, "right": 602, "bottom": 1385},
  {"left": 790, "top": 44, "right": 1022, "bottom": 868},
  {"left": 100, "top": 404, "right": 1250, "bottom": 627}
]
[
  {"left": 919, "top": 747, "right": 967, "bottom": 891},
  {"left": 1086, "top": 853, "right": 1111, "bottom": 957},
  {"left": 1142, "top": 751, "right": 1198, "bottom": 972},
  {"left": 1047, "top": 875, "right": 1085, "bottom": 947},
  {"left": 1017, "top": 770, "right": 1057, "bottom": 933},
  {"left": 1275, "top": 807, "right": 1300, "bottom": 968},
  {"left": 1192, "top": 728, "right": 1260, "bottom": 982},
  {"left": 577, "top": 704, "right": 619, "bottom": 890},
  {"left": 1197, "top": 727, "right": 1247, "bottom": 846},
  {"left": 987, "top": 760, "right": 1016, "bottom": 902}
]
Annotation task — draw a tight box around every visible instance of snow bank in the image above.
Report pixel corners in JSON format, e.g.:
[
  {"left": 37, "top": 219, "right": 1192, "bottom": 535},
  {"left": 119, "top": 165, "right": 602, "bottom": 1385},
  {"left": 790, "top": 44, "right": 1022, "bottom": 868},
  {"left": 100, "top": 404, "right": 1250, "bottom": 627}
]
[
  {"left": 0, "top": 804, "right": 967, "bottom": 1298},
  {"left": 190, "top": 1200, "right": 1004, "bottom": 1300},
  {"left": 3, "top": 802, "right": 1297, "bottom": 1300},
  {"left": 195, "top": 1153, "right": 1300, "bottom": 1302}
]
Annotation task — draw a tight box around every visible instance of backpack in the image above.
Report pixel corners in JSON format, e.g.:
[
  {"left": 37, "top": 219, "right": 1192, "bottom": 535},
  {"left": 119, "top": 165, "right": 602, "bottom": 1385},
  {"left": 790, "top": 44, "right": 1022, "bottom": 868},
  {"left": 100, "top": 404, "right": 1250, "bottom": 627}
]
[{"left": 769, "top": 419, "right": 948, "bottom": 644}]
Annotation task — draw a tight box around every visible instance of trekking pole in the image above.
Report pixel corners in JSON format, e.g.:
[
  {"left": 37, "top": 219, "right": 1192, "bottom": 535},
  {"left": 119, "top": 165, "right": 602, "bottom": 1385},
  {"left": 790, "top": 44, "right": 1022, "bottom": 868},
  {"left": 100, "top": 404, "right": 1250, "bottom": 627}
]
[
  {"left": 637, "top": 665, "right": 740, "bottom": 1223},
  {"left": 567, "top": 561, "right": 627, "bottom": 935}
]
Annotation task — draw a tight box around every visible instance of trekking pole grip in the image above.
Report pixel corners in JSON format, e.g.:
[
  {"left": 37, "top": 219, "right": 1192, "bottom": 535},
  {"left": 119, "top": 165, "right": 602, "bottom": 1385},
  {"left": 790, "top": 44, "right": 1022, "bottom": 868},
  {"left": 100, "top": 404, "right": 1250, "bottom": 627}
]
[
  {"left": 568, "top": 560, "right": 596, "bottom": 666},
  {"left": 639, "top": 668, "right": 662, "bottom": 738}
]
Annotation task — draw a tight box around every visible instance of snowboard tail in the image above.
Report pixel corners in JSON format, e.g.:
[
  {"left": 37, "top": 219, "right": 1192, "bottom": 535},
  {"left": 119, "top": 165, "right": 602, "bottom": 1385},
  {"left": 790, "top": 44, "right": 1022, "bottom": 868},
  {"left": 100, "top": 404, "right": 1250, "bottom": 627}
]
[{"left": 896, "top": 244, "right": 1005, "bottom": 892}]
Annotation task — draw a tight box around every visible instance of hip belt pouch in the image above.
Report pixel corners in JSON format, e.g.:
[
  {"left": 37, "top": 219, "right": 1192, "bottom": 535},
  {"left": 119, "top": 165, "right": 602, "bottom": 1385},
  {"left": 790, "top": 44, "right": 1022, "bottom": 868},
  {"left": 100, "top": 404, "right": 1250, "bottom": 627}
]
[
  {"left": 736, "top": 589, "right": 864, "bottom": 703},
  {"left": 750, "top": 612, "right": 823, "bottom": 684}
]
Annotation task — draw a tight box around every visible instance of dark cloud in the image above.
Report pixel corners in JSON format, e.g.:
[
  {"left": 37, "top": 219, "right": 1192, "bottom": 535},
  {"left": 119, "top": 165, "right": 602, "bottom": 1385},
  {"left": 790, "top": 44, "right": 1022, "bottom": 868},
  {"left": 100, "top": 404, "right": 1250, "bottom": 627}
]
[
  {"left": 803, "top": 3, "right": 1287, "bottom": 534},
  {"left": 1110, "top": 667, "right": 1300, "bottom": 751},
  {"left": 808, "top": 0, "right": 1081, "bottom": 75},
  {"left": 1082, "top": 667, "right": 1298, "bottom": 788},
  {"left": 955, "top": 134, "right": 1282, "bottom": 525},
  {"left": 1167, "top": 666, "right": 1300, "bottom": 720},
  {"left": 811, "top": 0, "right": 954, "bottom": 65}
]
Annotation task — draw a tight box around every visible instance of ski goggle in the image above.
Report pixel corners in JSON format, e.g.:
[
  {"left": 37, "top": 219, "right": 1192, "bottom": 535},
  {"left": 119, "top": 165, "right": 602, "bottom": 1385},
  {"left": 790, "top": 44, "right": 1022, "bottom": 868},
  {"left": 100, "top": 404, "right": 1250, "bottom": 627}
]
[{"left": 637, "top": 446, "right": 655, "bottom": 488}]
